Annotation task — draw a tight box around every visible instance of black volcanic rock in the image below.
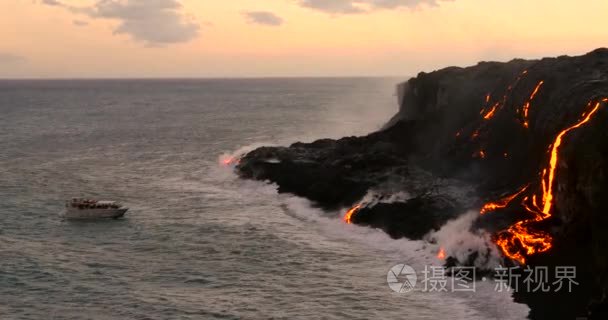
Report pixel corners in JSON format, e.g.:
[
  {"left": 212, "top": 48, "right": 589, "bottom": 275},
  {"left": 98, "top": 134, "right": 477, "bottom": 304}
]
[
  {"left": 238, "top": 121, "right": 416, "bottom": 210},
  {"left": 351, "top": 195, "right": 463, "bottom": 240},
  {"left": 236, "top": 48, "right": 608, "bottom": 319}
]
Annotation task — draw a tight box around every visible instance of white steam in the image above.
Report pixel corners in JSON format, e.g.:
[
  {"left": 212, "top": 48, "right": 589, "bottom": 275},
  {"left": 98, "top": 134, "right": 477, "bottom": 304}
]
[
  {"left": 426, "top": 211, "right": 502, "bottom": 269},
  {"left": 343, "top": 189, "right": 412, "bottom": 215}
]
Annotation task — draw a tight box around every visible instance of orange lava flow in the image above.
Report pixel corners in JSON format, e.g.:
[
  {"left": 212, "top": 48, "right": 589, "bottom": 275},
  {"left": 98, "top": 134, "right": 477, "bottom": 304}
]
[
  {"left": 487, "top": 100, "right": 604, "bottom": 264},
  {"left": 470, "top": 69, "right": 529, "bottom": 137},
  {"left": 495, "top": 222, "right": 552, "bottom": 264},
  {"left": 529, "top": 81, "right": 545, "bottom": 100},
  {"left": 480, "top": 185, "right": 529, "bottom": 215},
  {"left": 522, "top": 102, "right": 531, "bottom": 128},
  {"left": 483, "top": 102, "right": 500, "bottom": 120},
  {"left": 343, "top": 204, "right": 363, "bottom": 224},
  {"left": 540, "top": 101, "right": 602, "bottom": 215},
  {"left": 437, "top": 247, "right": 446, "bottom": 260},
  {"left": 521, "top": 80, "right": 545, "bottom": 128}
]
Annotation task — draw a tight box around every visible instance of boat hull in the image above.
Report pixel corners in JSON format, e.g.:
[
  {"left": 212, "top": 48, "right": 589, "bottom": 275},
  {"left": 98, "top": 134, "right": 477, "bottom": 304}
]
[{"left": 63, "top": 207, "right": 128, "bottom": 219}]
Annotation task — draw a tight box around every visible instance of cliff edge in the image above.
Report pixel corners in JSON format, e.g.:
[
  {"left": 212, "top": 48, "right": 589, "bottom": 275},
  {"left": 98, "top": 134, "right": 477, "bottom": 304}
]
[{"left": 236, "top": 49, "right": 608, "bottom": 319}]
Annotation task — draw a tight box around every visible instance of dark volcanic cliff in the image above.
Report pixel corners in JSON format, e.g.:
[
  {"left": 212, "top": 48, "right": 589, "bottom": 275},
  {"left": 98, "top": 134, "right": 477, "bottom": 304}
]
[{"left": 236, "top": 49, "right": 608, "bottom": 319}]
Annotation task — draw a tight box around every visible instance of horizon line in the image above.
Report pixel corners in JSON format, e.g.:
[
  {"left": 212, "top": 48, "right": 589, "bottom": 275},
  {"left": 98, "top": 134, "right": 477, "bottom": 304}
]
[{"left": 0, "top": 75, "right": 409, "bottom": 81}]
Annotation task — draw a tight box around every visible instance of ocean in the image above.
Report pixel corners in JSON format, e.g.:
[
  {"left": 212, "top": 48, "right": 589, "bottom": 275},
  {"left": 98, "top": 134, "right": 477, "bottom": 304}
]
[{"left": 0, "top": 78, "right": 529, "bottom": 319}]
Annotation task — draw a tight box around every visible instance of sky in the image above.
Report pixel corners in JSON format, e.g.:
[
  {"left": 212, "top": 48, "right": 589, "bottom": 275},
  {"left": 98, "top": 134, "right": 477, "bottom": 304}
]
[{"left": 0, "top": 0, "right": 607, "bottom": 78}]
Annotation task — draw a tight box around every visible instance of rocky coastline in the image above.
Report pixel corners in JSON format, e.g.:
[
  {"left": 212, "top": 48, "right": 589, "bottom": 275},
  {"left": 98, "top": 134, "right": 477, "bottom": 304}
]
[{"left": 236, "top": 49, "right": 608, "bottom": 319}]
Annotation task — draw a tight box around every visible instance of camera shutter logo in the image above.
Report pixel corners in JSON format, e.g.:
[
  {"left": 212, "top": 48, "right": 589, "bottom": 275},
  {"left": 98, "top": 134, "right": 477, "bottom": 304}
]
[{"left": 387, "top": 264, "right": 417, "bottom": 293}]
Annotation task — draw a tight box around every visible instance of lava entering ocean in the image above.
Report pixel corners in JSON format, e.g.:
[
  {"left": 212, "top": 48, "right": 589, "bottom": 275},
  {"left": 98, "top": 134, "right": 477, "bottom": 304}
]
[
  {"left": 338, "top": 70, "right": 604, "bottom": 266},
  {"left": 437, "top": 247, "right": 446, "bottom": 260},
  {"left": 220, "top": 155, "right": 241, "bottom": 166},
  {"left": 343, "top": 203, "right": 363, "bottom": 224},
  {"left": 483, "top": 99, "right": 605, "bottom": 264}
]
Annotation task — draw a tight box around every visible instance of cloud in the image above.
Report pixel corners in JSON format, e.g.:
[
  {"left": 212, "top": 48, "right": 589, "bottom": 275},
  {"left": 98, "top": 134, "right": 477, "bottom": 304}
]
[
  {"left": 243, "top": 11, "right": 284, "bottom": 26},
  {"left": 41, "top": 0, "right": 62, "bottom": 6},
  {"left": 42, "top": 0, "right": 200, "bottom": 46},
  {"left": 296, "top": 0, "right": 449, "bottom": 14},
  {"left": 297, "top": 0, "right": 366, "bottom": 13},
  {"left": 0, "top": 52, "right": 26, "bottom": 64},
  {"left": 73, "top": 19, "right": 88, "bottom": 26}
]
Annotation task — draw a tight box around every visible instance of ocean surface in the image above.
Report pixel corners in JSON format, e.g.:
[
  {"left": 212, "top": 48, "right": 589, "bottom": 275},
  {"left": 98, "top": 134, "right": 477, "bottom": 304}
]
[{"left": 0, "top": 78, "right": 529, "bottom": 319}]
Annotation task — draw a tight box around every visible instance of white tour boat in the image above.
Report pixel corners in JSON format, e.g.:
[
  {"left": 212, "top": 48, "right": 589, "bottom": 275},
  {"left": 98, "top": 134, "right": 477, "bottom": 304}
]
[{"left": 64, "top": 198, "right": 128, "bottom": 219}]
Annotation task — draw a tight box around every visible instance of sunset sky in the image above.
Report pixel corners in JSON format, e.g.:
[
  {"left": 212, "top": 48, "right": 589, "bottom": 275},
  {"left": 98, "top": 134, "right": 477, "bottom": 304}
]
[{"left": 1, "top": 0, "right": 607, "bottom": 78}]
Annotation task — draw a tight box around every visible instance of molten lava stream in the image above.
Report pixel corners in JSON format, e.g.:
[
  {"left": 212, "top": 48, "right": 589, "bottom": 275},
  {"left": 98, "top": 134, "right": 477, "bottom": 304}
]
[
  {"left": 484, "top": 99, "right": 605, "bottom": 264},
  {"left": 482, "top": 102, "right": 499, "bottom": 120},
  {"left": 472, "top": 70, "right": 530, "bottom": 138},
  {"left": 495, "top": 221, "right": 553, "bottom": 264},
  {"left": 343, "top": 204, "right": 362, "bottom": 224},
  {"left": 520, "top": 80, "right": 545, "bottom": 128},
  {"left": 480, "top": 185, "right": 528, "bottom": 215}
]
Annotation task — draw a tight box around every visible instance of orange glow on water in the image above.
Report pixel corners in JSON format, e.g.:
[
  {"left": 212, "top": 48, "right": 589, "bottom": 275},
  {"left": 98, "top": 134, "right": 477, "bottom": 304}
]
[{"left": 221, "top": 156, "right": 239, "bottom": 166}]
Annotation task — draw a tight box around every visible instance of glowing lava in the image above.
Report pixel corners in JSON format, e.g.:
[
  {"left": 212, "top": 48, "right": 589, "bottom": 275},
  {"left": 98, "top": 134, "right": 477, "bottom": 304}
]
[
  {"left": 484, "top": 99, "right": 605, "bottom": 264},
  {"left": 483, "top": 102, "right": 500, "bottom": 120},
  {"left": 437, "top": 247, "right": 446, "bottom": 260},
  {"left": 539, "top": 101, "right": 602, "bottom": 215},
  {"left": 471, "top": 69, "right": 530, "bottom": 138},
  {"left": 480, "top": 185, "right": 529, "bottom": 215},
  {"left": 494, "top": 222, "right": 552, "bottom": 264},
  {"left": 343, "top": 204, "right": 363, "bottom": 224},
  {"left": 529, "top": 80, "right": 544, "bottom": 100},
  {"left": 221, "top": 156, "right": 240, "bottom": 166},
  {"left": 521, "top": 80, "right": 545, "bottom": 128}
]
